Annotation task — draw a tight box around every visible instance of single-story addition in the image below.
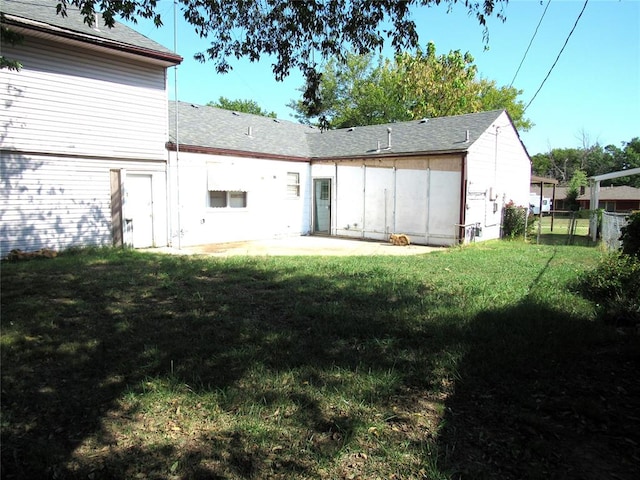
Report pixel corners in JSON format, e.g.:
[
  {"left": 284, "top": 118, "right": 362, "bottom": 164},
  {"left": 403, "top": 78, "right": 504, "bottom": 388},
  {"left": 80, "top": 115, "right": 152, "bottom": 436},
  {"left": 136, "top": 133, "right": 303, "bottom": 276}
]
[{"left": 168, "top": 102, "right": 531, "bottom": 248}]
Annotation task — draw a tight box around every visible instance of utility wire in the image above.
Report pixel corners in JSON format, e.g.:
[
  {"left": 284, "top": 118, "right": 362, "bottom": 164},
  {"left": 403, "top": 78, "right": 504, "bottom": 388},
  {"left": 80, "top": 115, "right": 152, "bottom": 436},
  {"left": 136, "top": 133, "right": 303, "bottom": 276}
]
[
  {"left": 524, "top": 0, "right": 589, "bottom": 112},
  {"left": 510, "top": 0, "right": 551, "bottom": 87}
]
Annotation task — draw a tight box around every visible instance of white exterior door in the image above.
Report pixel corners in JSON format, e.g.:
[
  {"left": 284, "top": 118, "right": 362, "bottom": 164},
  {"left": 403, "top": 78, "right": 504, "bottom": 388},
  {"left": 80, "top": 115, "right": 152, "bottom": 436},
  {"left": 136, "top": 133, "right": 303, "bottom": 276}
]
[
  {"left": 313, "top": 178, "right": 331, "bottom": 234},
  {"left": 125, "top": 174, "right": 154, "bottom": 248}
]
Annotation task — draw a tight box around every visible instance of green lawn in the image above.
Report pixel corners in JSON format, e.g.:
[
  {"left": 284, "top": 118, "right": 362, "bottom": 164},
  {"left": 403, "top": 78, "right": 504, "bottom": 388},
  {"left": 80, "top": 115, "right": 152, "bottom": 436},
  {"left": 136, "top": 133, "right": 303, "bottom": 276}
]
[{"left": 2, "top": 242, "right": 639, "bottom": 479}]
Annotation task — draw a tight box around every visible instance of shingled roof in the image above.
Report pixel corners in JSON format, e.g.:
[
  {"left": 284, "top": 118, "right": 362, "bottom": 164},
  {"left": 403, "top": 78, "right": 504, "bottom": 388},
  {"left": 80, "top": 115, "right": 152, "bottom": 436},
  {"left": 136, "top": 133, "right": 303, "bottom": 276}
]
[
  {"left": 1, "top": 0, "right": 182, "bottom": 65},
  {"left": 169, "top": 101, "right": 507, "bottom": 160},
  {"left": 169, "top": 102, "right": 317, "bottom": 160}
]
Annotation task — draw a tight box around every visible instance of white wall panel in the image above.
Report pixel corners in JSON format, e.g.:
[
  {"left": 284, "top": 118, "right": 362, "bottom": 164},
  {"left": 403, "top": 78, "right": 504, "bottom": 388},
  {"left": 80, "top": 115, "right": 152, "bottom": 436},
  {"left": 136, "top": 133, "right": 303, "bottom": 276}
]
[
  {"left": 395, "top": 169, "right": 428, "bottom": 235},
  {"left": 335, "top": 166, "right": 364, "bottom": 236},
  {"left": 0, "top": 36, "right": 168, "bottom": 160},
  {"left": 0, "top": 152, "right": 167, "bottom": 256},
  {"left": 427, "top": 170, "right": 461, "bottom": 245},
  {"left": 363, "top": 167, "right": 394, "bottom": 240},
  {"left": 167, "top": 152, "right": 311, "bottom": 247}
]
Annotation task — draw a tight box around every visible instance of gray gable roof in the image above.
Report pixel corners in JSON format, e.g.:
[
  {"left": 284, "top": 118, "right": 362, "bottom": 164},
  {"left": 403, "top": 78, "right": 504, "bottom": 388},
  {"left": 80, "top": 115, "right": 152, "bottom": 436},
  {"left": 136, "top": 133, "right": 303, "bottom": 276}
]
[
  {"left": 307, "top": 110, "right": 504, "bottom": 158},
  {"left": 2, "top": 0, "right": 181, "bottom": 63},
  {"left": 169, "top": 102, "right": 318, "bottom": 159},
  {"left": 170, "top": 101, "right": 506, "bottom": 160}
]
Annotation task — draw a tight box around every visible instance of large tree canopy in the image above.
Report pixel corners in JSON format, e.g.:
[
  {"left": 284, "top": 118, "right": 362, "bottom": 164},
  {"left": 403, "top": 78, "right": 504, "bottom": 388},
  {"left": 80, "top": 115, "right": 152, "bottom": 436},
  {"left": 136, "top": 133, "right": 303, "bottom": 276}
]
[
  {"left": 52, "top": 0, "right": 507, "bottom": 107},
  {"left": 289, "top": 44, "right": 532, "bottom": 131}
]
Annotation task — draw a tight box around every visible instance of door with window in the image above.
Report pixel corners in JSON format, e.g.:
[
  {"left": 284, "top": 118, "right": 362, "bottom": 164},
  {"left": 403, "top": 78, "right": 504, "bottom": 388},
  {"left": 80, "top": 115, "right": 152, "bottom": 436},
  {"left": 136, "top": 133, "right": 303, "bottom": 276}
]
[{"left": 313, "top": 178, "right": 331, "bottom": 234}]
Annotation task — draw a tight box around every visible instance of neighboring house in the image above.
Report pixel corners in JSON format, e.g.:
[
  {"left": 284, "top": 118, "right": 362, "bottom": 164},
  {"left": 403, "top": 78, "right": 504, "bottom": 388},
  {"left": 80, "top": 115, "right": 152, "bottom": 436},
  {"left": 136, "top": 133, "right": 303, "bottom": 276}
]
[
  {"left": 531, "top": 185, "right": 640, "bottom": 212},
  {"left": 169, "top": 103, "right": 531, "bottom": 247},
  {"left": 0, "top": 0, "right": 181, "bottom": 257}
]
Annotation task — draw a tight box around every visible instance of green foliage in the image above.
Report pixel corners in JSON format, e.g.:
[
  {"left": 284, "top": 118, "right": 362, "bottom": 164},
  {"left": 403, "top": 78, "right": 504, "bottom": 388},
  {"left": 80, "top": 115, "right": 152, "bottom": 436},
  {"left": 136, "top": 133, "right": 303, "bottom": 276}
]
[
  {"left": 565, "top": 169, "right": 587, "bottom": 211},
  {"left": 531, "top": 138, "right": 640, "bottom": 187},
  {"left": 501, "top": 201, "right": 532, "bottom": 239},
  {"left": 1, "top": 15, "right": 24, "bottom": 70},
  {"left": 290, "top": 43, "right": 532, "bottom": 130},
  {"left": 207, "top": 96, "right": 277, "bottom": 118},
  {"left": 576, "top": 252, "right": 640, "bottom": 325},
  {"left": 57, "top": 0, "right": 507, "bottom": 114},
  {"left": 620, "top": 211, "right": 640, "bottom": 257}
]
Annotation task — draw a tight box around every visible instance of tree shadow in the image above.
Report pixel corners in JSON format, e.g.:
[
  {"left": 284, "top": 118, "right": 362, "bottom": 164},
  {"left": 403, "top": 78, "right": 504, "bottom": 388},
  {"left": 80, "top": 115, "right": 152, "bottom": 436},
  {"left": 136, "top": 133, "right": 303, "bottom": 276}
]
[
  {"left": 437, "top": 299, "right": 640, "bottom": 480},
  {"left": 1, "top": 252, "right": 462, "bottom": 478}
]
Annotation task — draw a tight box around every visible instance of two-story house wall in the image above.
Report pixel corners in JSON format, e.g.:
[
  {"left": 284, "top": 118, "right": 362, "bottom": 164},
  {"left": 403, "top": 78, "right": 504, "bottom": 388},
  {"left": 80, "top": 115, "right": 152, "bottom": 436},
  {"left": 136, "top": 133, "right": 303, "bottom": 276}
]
[{"left": 1, "top": 0, "right": 182, "bottom": 256}]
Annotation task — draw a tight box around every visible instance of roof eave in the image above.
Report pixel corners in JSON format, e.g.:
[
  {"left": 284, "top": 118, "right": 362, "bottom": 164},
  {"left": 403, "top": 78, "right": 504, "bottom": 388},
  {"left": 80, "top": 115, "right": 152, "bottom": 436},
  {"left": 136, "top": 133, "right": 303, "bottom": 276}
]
[
  {"left": 3, "top": 15, "right": 182, "bottom": 66},
  {"left": 310, "top": 147, "right": 469, "bottom": 162},
  {"left": 166, "top": 143, "right": 310, "bottom": 163}
]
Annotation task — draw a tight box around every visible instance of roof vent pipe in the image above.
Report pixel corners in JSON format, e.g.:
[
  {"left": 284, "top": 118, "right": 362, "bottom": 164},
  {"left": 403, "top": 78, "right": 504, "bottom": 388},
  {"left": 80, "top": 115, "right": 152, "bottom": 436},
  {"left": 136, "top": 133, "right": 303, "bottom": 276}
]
[
  {"left": 387, "top": 127, "right": 392, "bottom": 149},
  {"left": 465, "top": 129, "right": 470, "bottom": 142},
  {"left": 247, "top": 126, "right": 253, "bottom": 137}
]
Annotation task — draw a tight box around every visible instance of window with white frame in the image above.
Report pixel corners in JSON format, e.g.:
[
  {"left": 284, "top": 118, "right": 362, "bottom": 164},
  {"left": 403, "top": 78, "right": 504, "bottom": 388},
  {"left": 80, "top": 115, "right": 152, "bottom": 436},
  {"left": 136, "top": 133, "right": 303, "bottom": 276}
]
[
  {"left": 286, "top": 172, "right": 300, "bottom": 198},
  {"left": 208, "top": 190, "right": 247, "bottom": 208}
]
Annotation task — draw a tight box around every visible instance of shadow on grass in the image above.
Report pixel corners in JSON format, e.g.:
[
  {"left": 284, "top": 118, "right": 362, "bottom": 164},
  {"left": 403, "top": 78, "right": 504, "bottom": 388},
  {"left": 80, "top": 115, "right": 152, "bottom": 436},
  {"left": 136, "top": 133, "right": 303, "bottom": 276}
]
[
  {"left": 438, "top": 299, "right": 640, "bottom": 480},
  {"left": 2, "top": 248, "right": 639, "bottom": 479},
  {"left": 532, "top": 233, "right": 597, "bottom": 247},
  {"left": 1, "top": 250, "right": 461, "bottom": 479}
]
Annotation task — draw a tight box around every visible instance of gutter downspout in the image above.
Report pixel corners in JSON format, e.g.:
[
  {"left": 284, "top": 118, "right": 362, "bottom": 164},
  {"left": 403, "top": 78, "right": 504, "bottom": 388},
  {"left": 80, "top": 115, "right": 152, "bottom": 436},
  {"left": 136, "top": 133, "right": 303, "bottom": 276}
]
[
  {"left": 173, "top": 0, "right": 182, "bottom": 250},
  {"left": 459, "top": 153, "right": 468, "bottom": 243}
]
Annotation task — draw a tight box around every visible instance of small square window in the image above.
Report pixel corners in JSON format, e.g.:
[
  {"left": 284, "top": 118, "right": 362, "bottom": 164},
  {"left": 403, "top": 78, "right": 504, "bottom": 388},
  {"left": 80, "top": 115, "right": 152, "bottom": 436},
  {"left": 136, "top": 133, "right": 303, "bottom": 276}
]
[
  {"left": 229, "top": 191, "right": 247, "bottom": 208},
  {"left": 209, "top": 191, "right": 227, "bottom": 208},
  {"left": 287, "top": 172, "right": 300, "bottom": 197}
]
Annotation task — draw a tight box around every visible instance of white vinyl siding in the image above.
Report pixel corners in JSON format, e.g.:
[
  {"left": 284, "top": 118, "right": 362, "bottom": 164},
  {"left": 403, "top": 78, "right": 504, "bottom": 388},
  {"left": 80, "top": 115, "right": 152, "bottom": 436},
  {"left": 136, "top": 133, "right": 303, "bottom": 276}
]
[
  {"left": 0, "top": 36, "right": 168, "bottom": 160},
  {"left": 465, "top": 111, "right": 531, "bottom": 240},
  {"left": 0, "top": 152, "right": 167, "bottom": 256},
  {"left": 168, "top": 152, "right": 310, "bottom": 246}
]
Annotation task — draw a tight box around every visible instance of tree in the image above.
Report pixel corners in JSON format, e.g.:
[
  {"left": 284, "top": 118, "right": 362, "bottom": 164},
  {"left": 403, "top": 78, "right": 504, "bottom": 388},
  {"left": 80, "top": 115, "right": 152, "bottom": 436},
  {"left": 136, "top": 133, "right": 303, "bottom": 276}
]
[
  {"left": 50, "top": 0, "right": 507, "bottom": 108},
  {"left": 0, "top": 14, "right": 23, "bottom": 70},
  {"left": 289, "top": 43, "right": 532, "bottom": 131},
  {"left": 565, "top": 169, "right": 587, "bottom": 211},
  {"left": 603, "top": 139, "right": 640, "bottom": 188},
  {"left": 207, "top": 97, "right": 276, "bottom": 118}
]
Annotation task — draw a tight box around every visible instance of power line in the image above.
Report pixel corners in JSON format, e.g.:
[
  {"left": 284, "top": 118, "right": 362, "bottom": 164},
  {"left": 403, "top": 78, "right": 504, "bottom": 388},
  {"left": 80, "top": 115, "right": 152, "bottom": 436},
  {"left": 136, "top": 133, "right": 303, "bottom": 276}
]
[
  {"left": 510, "top": 0, "right": 551, "bottom": 88},
  {"left": 524, "top": 0, "right": 589, "bottom": 113}
]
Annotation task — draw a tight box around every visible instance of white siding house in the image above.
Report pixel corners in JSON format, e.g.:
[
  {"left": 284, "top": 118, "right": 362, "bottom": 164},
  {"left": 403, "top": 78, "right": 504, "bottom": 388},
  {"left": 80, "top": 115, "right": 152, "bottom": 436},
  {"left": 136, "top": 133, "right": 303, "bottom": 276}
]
[
  {"left": 169, "top": 105, "right": 531, "bottom": 248},
  {"left": 1, "top": 1, "right": 530, "bottom": 255},
  {"left": 0, "top": 0, "right": 181, "bottom": 256}
]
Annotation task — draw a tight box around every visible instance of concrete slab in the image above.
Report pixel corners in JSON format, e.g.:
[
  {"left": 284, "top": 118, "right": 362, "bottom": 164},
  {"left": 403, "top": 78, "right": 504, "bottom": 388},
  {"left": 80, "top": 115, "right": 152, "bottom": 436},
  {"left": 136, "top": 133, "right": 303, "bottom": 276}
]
[{"left": 146, "top": 236, "right": 442, "bottom": 257}]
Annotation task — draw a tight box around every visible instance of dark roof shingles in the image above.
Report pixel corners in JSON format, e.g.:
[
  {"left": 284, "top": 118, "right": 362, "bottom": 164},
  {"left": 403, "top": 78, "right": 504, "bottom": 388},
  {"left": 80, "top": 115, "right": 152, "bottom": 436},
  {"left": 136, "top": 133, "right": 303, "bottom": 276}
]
[
  {"left": 1, "top": 0, "right": 178, "bottom": 57},
  {"left": 170, "top": 102, "right": 505, "bottom": 159}
]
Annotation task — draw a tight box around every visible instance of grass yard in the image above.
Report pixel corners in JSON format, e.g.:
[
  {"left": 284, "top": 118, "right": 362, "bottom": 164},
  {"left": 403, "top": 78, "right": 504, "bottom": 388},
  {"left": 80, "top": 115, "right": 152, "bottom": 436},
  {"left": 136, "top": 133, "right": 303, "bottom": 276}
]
[
  {"left": 531, "top": 214, "right": 595, "bottom": 246},
  {"left": 1, "top": 242, "right": 639, "bottom": 479}
]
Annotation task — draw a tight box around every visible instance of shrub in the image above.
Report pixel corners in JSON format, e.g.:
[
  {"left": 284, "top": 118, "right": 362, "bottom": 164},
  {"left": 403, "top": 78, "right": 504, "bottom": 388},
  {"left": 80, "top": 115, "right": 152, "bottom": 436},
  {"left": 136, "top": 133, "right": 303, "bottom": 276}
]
[
  {"left": 502, "top": 201, "right": 533, "bottom": 239},
  {"left": 575, "top": 252, "right": 640, "bottom": 325},
  {"left": 620, "top": 211, "right": 640, "bottom": 257}
]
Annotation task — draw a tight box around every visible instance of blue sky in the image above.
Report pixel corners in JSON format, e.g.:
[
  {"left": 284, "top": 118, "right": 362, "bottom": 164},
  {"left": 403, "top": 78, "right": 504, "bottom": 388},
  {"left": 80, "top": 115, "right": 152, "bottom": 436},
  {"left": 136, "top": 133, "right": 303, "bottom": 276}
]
[{"left": 125, "top": 0, "right": 639, "bottom": 156}]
